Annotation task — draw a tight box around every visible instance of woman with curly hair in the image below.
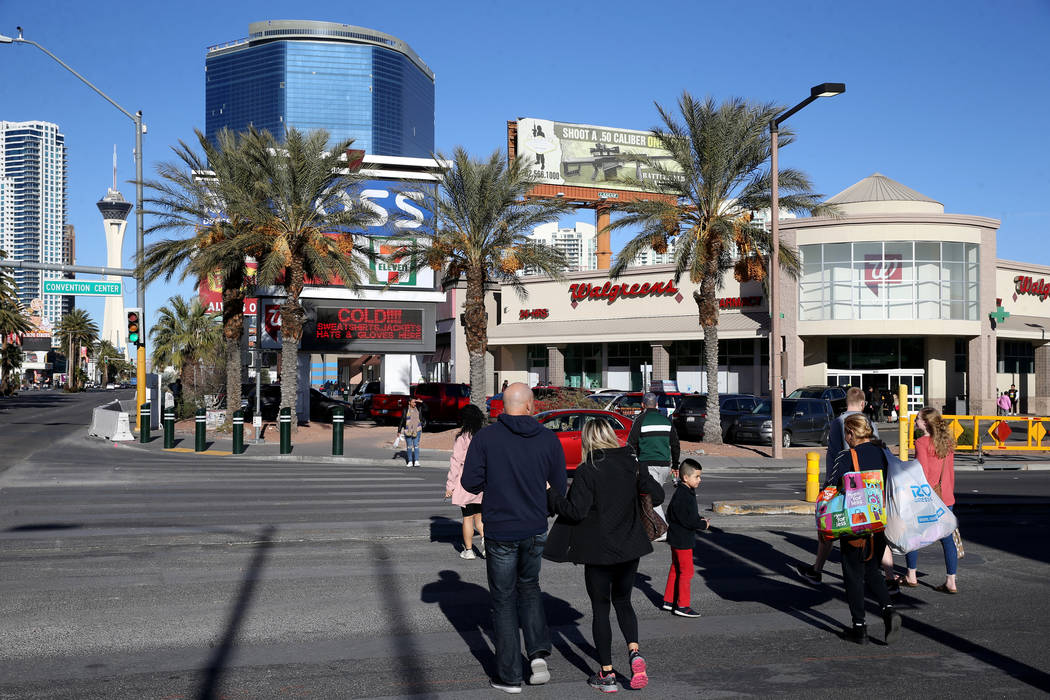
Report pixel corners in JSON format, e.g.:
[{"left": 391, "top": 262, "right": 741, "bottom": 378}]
[{"left": 901, "top": 406, "right": 959, "bottom": 593}]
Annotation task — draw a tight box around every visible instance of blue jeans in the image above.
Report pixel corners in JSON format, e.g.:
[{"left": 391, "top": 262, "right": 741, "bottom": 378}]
[
  {"left": 485, "top": 533, "right": 551, "bottom": 685},
  {"left": 404, "top": 434, "right": 420, "bottom": 464},
  {"left": 905, "top": 506, "right": 958, "bottom": 575}
]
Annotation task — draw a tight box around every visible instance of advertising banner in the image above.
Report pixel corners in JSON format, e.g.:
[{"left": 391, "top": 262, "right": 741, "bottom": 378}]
[
  {"left": 516, "top": 118, "right": 681, "bottom": 195},
  {"left": 300, "top": 300, "right": 435, "bottom": 354}
]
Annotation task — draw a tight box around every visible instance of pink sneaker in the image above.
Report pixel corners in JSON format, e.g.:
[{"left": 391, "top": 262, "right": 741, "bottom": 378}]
[{"left": 629, "top": 650, "right": 648, "bottom": 689}]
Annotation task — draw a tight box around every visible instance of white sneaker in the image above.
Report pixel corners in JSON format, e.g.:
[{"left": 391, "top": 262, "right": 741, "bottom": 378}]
[
  {"left": 460, "top": 549, "right": 476, "bottom": 560},
  {"left": 529, "top": 657, "right": 550, "bottom": 685}
]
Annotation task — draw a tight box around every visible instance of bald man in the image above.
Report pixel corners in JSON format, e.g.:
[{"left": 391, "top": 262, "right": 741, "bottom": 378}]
[{"left": 462, "top": 382, "right": 567, "bottom": 693}]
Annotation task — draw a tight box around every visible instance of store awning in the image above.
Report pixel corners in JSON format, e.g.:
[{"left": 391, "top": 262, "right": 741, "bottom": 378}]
[
  {"left": 995, "top": 313, "right": 1050, "bottom": 340},
  {"left": 424, "top": 345, "right": 451, "bottom": 363},
  {"left": 488, "top": 312, "right": 768, "bottom": 345}
]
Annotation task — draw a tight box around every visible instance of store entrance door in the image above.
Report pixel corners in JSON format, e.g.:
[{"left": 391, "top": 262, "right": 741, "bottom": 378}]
[{"left": 827, "top": 369, "right": 925, "bottom": 418}]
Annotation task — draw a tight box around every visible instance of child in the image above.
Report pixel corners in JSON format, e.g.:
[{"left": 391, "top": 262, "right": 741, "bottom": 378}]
[{"left": 662, "top": 458, "right": 710, "bottom": 617}]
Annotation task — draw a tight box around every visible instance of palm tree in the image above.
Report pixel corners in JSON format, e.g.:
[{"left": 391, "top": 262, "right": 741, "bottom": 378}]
[
  {"left": 609, "top": 93, "right": 834, "bottom": 443},
  {"left": 93, "top": 340, "right": 121, "bottom": 387},
  {"left": 150, "top": 295, "right": 222, "bottom": 396},
  {"left": 54, "top": 309, "right": 99, "bottom": 391},
  {"left": 242, "top": 127, "right": 378, "bottom": 425},
  {"left": 396, "top": 147, "right": 573, "bottom": 410},
  {"left": 0, "top": 250, "right": 32, "bottom": 395},
  {"left": 140, "top": 128, "right": 264, "bottom": 424}
]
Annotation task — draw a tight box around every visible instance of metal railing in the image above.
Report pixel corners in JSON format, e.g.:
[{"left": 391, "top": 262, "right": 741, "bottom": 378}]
[{"left": 905, "top": 413, "right": 1050, "bottom": 453}]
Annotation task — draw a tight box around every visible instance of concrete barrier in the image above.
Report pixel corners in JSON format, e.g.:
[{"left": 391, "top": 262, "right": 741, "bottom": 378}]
[{"left": 89, "top": 400, "right": 136, "bottom": 441}]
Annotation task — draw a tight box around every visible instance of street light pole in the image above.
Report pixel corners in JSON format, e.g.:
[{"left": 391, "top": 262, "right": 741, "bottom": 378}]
[
  {"left": 2, "top": 27, "right": 148, "bottom": 411},
  {"left": 769, "top": 82, "right": 844, "bottom": 460}
]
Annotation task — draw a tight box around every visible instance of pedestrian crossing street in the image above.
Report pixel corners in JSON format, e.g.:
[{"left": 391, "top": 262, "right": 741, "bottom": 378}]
[{"left": 0, "top": 443, "right": 455, "bottom": 533}]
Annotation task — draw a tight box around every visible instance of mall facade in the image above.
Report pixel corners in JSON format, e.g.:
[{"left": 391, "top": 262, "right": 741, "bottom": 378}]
[{"left": 446, "top": 173, "right": 1050, "bottom": 417}]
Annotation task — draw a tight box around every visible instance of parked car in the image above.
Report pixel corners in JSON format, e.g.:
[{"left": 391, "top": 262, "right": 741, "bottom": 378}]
[
  {"left": 370, "top": 382, "right": 472, "bottom": 428},
  {"left": 606, "top": 391, "right": 683, "bottom": 419},
  {"left": 536, "top": 408, "right": 633, "bottom": 472},
  {"left": 309, "top": 389, "right": 353, "bottom": 422},
  {"left": 787, "top": 386, "right": 849, "bottom": 416},
  {"left": 350, "top": 380, "right": 381, "bottom": 419},
  {"left": 734, "top": 397, "right": 834, "bottom": 448},
  {"left": 236, "top": 383, "right": 282, "bottom": 422},
  {"left": 672, "top": 393, "right": 760, "bottom": 442},
  {"left": 487, "top": 386, "right": 593, "bottom": 419}
]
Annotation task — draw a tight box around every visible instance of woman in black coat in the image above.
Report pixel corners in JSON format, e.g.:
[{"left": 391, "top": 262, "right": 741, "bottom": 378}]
[{"left": 545, "top": 419, "right": 664, "bottom": 692}]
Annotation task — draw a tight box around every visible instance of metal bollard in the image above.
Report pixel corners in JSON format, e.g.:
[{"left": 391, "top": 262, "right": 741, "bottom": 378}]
[
  {"left": 195, "top": 408, "right": 207, "bottom": 452},
  {"left": 279, "top": 407, "right": 292, "bottom": 454},
  {"left": 139, "top": 402, "right": 151, "bottom": 443},
  {"left": 805, "top": 451, "right": 820, "bottom": 502},
  {"left": 332, "top": 406, "right": 344, "bottom": 455},
  {"left": 163, "top": 408, "right": 175, "bottom": 449},
  {"left": 232, "top": 409, "right": 244, "bottom": 455}
]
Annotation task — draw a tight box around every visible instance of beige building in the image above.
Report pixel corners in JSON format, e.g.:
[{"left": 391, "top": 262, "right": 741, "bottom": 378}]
[{"left": 438, "top": 173, "right": 1050, "bottom": 418}]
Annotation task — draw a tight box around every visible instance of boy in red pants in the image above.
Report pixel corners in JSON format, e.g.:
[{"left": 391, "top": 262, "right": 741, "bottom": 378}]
[{"left": 662, "top": 459, "right": 710, "bottom": 617}]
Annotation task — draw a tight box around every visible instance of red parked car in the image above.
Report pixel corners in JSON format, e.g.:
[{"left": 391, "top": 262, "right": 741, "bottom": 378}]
[
  {"left": 536, "top": 408, "right": 633, "bottom": 472},
  {"left": 488, "top": 385, "right": 594, "bottom": 419},
  {"left": 369, "top": 382, "right": 471, "bottom": 428}
]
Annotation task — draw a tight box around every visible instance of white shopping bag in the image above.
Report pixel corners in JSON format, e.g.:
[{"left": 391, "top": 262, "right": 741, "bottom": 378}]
[
  {"left": 393, "top": 432, "right": 404, "bottom": 449},
  {"left": 884, "top": 451, "right": 958, "bottom": 555}
]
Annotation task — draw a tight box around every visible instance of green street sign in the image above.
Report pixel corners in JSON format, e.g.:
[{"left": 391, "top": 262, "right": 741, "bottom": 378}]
[{"left": 42, "top": 280, "right": 123, "bottom": 297}]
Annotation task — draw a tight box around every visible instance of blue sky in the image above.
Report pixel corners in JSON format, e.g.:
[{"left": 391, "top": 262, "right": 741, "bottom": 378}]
[{"left": 2, "top": 0, "right": 1048, "bottom": 330}]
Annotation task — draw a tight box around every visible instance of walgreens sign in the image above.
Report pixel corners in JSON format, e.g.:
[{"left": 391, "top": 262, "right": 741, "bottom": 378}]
[
  {"left": 864, "top": 254, "right": 903, "bottom": 294},
  {"left": 1015, "top": 276, "right": 1050, "bottom": 301},
  {"left": 569, "top": 279, "right": 679, "bottom": 305}
]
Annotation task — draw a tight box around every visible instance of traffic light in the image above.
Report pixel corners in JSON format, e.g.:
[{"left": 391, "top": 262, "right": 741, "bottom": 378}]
[{"left": 126, "top": 308, "right": 143, "bottom": 347}]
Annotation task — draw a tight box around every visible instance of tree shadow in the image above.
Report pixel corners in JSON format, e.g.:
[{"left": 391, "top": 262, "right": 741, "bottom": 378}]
[
  {"left": 372, "top": 539, "right": 432, "bottom": 694},
  {"left": 195, "top": 524, "right": 275, "bottom": 700},
  {"left": 421, "top": 570, "right": 497, "bottom": 677}
]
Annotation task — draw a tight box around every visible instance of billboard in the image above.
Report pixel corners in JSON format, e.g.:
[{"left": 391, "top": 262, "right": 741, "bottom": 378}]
[
  {"left": 299, "top": 300, "right": 435, "bottom": 354},
  {"left": 515, "top": 118, "right": 680, "bottom": 195}
]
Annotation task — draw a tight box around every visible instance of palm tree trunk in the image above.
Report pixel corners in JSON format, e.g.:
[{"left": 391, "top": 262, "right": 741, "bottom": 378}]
[
  {"left": 0, "top": 339, "right": 8, "bottom": 395},
  {"left": 464, "top": 267, "right": 489, "bottom": 411},
  {"left": 68, "top": 337, "right": 74, "bottom": 391},
  {"left": 695, "top": 266, "right": 723, "bottom": 444},
  {"left": 280, "top": 262, "right": 306, "bottom": 427},
  {"left": 222, "top": 284, "right": 246, "bottom": 426}
]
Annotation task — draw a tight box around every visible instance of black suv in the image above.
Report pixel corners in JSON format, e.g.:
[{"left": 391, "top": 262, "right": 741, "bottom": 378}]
[
  {"left": 672, "top": 393, "right": 760, "bottom": 442},
  {"left": 734, "top": 397, "right": 834, "bottom": 448},
  {"left": 350, "top": 381, "right": 381, "bottom": 419},
  {"left": 787, "top": 386, "right": 848, "bottom": 416}
]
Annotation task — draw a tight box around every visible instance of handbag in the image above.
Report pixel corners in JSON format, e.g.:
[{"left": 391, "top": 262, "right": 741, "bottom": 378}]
[
  {"left": 815, "top": 448, "right": 887, "bottom": 541},
  {"left": 637, "top": 465, "right": 667, "bottom": 541}
]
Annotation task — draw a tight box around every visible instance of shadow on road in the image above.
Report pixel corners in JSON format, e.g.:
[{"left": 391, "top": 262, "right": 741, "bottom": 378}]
[
  {"left": 429, "top": 515, "right": 462, "bottom": 550},
  {"left": 195, "top": 524, "right": 275, "bottom": 700},
  {"left": 6, "top": 523, "right": 81, "bottom": 532},
  {"left": 421, "top": 570, "right": 496, "bottom": 677},
  {"left": 374, "top": 539, "right": 432, "bottom": 695}
]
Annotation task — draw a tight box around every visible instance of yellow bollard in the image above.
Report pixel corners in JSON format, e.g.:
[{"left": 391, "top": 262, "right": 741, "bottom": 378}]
[
  {"left": 898, "top": 384, "right": 909, "bottom": 461},
  {"left": 805, "top": 451, "right": 820, "bottom": 502}
]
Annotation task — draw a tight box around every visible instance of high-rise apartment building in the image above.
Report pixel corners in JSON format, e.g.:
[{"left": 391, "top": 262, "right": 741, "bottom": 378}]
[
  {"left": 0, "top": 120, "right": 68, "bottom": 329},
  {"left": 528, "top": 221, "right": 597, "bottom": 272},
  {"left": 205, "top": 20, "right": 435, "bottom": 157}
]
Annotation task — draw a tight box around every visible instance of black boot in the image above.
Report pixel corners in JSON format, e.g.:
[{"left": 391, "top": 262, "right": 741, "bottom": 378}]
[
  {"left": 883, "top": 606, "right": 902, "bottom": 644},
  {"left": 843, "top": 623, "right": 867, "bottom": 645}
]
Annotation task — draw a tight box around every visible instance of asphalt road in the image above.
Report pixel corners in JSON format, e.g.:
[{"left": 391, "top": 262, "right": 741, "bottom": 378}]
[{"left": 1, "top": 391, "right": 1049, "bottom": 698}]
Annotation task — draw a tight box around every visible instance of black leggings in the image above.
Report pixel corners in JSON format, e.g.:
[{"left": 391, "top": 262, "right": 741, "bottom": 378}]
[
  {"left": 583, "top": 559, "right": 640, "bottom": 667},
  {"left": 840, "top": 532, "right": 891, "bottom": 625}
]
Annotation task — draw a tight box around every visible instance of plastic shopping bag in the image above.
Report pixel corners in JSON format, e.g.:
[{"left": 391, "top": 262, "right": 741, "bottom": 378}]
[
  {"left": 393, "top": 433, "right": 403, "bottom": 449},
  {"left": 884, "top": 454, "right": 958, "bottom": 555}
]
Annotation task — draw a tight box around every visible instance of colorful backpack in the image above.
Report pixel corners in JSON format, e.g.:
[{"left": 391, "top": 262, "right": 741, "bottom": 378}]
[{"left": 815, "top": 449, "right": 886, "bottom": 540}]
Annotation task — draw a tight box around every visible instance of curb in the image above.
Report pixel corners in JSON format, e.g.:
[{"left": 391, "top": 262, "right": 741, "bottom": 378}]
[{"left": 712, "top": 500, "right": 815, "bottom": 515}]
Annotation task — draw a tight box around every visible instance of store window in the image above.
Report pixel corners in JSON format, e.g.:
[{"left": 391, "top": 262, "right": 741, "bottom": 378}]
[
  {"left": 826, "top": 337, "right": 925, "bottom": 369},
  {"left": 800, "top": 241, "right": 979, "bottom": 321},
  {"left": 564, "top": 343, "right": 603, "bottom": 389},
  {"left": 998, "top": 341, "right": 1034, "bottom": 374}
]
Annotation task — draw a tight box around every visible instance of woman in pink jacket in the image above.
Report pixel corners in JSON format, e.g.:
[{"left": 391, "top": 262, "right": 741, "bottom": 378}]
[
  {"left": 902, "top": 407, "right": 958, "bottom": 592},
  {"left": 445, "top": 404, "right": 486, "bottom": 560}
]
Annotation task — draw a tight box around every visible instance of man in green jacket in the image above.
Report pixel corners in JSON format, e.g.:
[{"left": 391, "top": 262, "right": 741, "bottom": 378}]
[{"left": 626, "top": 393, "right": 680, "bottom": 541}]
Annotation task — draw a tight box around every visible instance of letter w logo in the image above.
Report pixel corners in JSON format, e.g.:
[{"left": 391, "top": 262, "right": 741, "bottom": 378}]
[{"left": 865, "top": 254, "right": 903, "bottom": 295}]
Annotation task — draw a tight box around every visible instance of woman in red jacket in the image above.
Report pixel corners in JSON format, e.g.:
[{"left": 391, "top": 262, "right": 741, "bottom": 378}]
[{"left": 902, "top": 407, "right": 958, "bottom": 593}]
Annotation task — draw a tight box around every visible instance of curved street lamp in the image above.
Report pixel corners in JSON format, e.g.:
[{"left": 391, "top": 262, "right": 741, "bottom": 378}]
[
  {"left": 769, "top": 82, "right": 844, "bottom": 459},
  {"left": 0, "top": 26, "right": 148, "bottom": 411}
]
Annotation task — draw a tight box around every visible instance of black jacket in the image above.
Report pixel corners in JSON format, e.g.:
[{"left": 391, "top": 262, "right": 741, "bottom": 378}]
[
  {"left": 543, "top": 446, "right": 665, "bottom": 566},
  {"left": 666, "top": 483, "right": 709, "bottom": 549},
  {"left": 461, "top": 413, "right": 567, "bottom": 541}
]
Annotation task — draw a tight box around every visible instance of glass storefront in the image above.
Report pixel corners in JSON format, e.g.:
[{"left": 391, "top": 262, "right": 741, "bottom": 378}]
[{"left": 800, "top": 241, "right": 979, "bottom": 321}]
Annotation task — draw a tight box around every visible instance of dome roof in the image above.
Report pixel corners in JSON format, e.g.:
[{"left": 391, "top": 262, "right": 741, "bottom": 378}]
[{"left": 825, "top": 173, "right": 943, "bottom": 215}]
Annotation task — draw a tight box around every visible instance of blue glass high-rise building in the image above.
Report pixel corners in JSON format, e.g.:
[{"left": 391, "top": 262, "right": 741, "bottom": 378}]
[{"left": 205, "top": 20, "right": 434, "bottom": 157}]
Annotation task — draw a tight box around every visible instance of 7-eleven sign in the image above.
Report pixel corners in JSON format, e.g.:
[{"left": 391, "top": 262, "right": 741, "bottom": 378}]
[{"left": 369, "top": 238, "right": 417, "bottom": 286}]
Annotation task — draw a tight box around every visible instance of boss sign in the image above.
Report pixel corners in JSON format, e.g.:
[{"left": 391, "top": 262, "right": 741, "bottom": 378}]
[{"left": 320, "top": 179, "right": 434, "bottom": 236}]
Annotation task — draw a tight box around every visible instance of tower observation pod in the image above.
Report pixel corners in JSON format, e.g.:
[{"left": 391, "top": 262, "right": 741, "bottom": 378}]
[{"left": 97, "top": 146, "right": 133, "bottom": 355}]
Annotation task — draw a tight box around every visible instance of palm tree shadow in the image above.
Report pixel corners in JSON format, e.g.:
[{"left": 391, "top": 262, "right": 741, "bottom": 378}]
[
  {"left": 421, "top": 570, "right": 497, "bottom": 677},
  {"left": 195, "top": 525, "right": 275, "bottom": 700}
]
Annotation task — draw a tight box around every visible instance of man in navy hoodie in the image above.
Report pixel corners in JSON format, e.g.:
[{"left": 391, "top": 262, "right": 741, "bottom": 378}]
[{"left": 462, "top": 382, "right": 567, "bottom": 693}]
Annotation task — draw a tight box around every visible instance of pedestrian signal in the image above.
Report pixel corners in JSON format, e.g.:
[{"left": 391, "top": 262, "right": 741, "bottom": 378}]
[{"left": 126, "top": 308, "right": 143, "bottom": 347}]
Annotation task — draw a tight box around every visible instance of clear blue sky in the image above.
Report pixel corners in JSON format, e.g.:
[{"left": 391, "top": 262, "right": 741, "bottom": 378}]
[{"left": 2, "top": 0, "right": 1048, "bottom": 330}]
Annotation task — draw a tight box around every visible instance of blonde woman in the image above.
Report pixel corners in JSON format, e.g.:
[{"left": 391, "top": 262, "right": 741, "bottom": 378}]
[
  {"left": 902, "top": 407, "right": 959, "bottom": 592},
  {"left": 544, "top": 419, "right": 664, "bottom": 692}
]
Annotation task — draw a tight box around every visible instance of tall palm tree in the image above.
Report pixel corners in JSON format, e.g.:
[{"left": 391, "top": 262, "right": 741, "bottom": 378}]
[
  {"left": 609, "top": 93, "right": 833, "bottom": 443},
  {"left": 243, "top": 127, "right": 378, "bottom": 425},
  {"left": 55, "top": 309, "right": 99, "bottom": 390},
  {"left": 140, "top": 127, "right": 264, "bottom": 424},
  {"left": 93, "top": 339, "right": 121, "bottom": 387},
  {"left": 150, "top": 295, "right": 222, "bottom": 397},
  {"left": 397, "top": 147, "right": 573, "bottom": 410},
  {"left": 0, "top": 250, "right": 32, "bottom": 395}
]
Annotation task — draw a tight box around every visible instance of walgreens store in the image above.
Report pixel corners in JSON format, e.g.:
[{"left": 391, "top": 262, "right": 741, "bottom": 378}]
[{"left": 473, "top": 173, "right": 1050, "bottom": 417}]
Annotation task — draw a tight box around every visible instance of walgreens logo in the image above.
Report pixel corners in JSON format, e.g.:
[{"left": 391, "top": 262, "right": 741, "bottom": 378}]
[{"left": 865, "top": 254, "right": 903, "bottom": 294}]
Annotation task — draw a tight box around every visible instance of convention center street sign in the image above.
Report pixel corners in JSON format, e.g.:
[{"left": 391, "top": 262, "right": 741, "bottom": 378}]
[{"left": 42, "top": 280, "right": 123, "bottom": 297}]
